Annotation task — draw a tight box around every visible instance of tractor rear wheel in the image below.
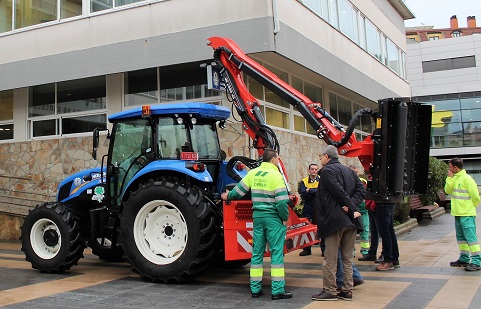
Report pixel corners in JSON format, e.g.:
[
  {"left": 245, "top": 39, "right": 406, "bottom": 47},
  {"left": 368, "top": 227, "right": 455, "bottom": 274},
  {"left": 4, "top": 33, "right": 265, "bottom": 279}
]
[
  {"left": 20, "top": 202, "right": 85, "bottom": 273},
  {"left": 88, "top": 237, "right": 124, "bottom": 262},
  {"left": 118, "top": 178, "right": 217, "bottom": 283}
]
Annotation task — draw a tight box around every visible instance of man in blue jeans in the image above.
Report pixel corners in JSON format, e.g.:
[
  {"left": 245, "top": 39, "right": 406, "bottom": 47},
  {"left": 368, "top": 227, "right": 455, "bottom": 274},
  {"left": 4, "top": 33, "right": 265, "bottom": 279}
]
[
  {"left": 336, "top": 248, "right": 364, "bottom": 289},
  {"left": 375, "top": 203, "right": 400, "bottom": 270}
]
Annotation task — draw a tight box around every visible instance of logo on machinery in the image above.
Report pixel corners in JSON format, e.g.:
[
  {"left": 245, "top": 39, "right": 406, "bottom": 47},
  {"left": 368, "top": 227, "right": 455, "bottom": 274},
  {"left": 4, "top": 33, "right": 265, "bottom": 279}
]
[{"left": 287, "top": 222, "right": 308, "bottom": 231}]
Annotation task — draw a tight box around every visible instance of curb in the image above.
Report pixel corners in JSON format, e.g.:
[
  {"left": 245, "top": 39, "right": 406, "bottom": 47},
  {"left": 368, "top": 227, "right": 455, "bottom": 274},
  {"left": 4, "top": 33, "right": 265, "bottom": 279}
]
[{"left": 394, "top": 218, "right": 418, "bottom": 236}]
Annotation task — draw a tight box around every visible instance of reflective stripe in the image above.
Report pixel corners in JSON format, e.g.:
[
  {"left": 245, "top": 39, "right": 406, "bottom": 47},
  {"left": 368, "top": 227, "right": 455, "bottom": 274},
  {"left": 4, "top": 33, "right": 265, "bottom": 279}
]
[
  {"left": 271, "top": 264, "right": 284, "bottom": 268},
  {"left": 274, "top": 187, "right": 288, "bottom": 195},
  {"left": 452, "top": 195, "right": 471, "bottom": 200},
  {"left": 271, "top": 267, "right": 285, "bottom": 278},
  {"left": 276, "top": 195, "right": 290, "bottom": 201},
  {"left": 453, "top": 188, "right": 469, "bottom": 193},
  {"left": 272, "top": 276, "right": 284, "bottom": 282},
  {"left": 360, "top": 241, "right": 370, "bottom": 249},
  {"left": 252, "top": 197, "right": 277, "bottom": 203},
  {"left": 250, "top": 268, "right": 263, "bottom": 278},
  {"left": 469, "top": 243, "right": 481, "bottom": 254}
]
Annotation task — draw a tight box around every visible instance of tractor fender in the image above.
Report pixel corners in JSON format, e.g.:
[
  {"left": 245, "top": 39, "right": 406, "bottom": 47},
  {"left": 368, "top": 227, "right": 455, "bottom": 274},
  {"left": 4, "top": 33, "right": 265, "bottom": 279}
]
[{"left": 122, "top": 160, "right": 213, "bottom": 198}]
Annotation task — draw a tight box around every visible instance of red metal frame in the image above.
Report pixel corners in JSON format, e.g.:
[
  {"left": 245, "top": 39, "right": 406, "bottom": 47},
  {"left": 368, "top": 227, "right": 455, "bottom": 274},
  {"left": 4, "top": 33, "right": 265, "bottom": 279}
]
[{"left": 223, "top": 200, "right": 319, "bottom": 261}]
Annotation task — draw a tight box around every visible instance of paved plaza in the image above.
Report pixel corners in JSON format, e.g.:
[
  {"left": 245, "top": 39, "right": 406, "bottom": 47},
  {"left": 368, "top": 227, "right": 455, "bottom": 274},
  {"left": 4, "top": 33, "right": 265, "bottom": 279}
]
[{"left": 0, "top": 210, "right": 480, "bottom": 309}]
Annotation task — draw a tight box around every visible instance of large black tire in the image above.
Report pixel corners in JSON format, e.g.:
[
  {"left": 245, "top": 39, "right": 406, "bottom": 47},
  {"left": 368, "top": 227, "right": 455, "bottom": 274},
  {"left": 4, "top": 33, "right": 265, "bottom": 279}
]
[
  {"left": 20, "top": 202, "right": 85, "bottom": 273},
  {"left": 88, "top": 237, "right": 124, "bottom": 262},
  {"left": 118, "top": 178, "right": 217, "bottom": 283}
]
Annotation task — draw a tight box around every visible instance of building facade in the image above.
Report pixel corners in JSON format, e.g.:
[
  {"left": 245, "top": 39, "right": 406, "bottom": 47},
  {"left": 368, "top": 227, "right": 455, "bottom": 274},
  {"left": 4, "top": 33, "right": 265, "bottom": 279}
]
[
  {"left": 0, "top": 0, "right": 413, "bottom": 237},
  {"left": 406, "top": 15, "right": 481, "bottom": 184}
]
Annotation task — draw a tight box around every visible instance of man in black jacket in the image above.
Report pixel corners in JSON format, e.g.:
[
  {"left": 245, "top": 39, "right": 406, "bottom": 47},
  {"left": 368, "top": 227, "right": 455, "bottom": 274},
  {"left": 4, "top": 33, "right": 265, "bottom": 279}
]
[{"left": 312, "top": 145, "right": 365, "bottom": 301}]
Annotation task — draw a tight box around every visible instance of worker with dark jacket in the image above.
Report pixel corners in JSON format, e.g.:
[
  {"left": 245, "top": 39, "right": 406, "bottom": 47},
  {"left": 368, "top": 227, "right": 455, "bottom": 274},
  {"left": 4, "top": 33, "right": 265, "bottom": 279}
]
[
  {"left": 221, "top": 148, "right": 292, "bottom": 300},
  {"left": 298, "top": 163, "right": 320, "bottom": 256},
  {"left": 312, "top": 145, "right": 365, "bottom": 301}
]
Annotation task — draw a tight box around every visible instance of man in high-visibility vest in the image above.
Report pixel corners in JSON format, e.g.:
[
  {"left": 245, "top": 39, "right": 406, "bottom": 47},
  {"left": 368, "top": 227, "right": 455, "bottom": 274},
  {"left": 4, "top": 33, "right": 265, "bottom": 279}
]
[
  {"left": 221, "top": 148, "right": 292, "bottom": 300},
  {"left": 298, "top": 163, "right": 320, "bottom": 256},
  {"left": 445, "top": 157, "right": 481, "bottom": 271}
]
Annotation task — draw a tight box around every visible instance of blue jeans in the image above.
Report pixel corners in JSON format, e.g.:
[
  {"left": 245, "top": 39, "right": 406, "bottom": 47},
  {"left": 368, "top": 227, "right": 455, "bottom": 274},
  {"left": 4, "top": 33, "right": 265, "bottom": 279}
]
[
  {"left": 376, "top": 203, "right": 399, "bottom": 263},
  {"left": 336, "top": 248, "right": 363, "bottom": 288},
  {"left": 367, "top": 209, "right": 379, "bottom": 256}
]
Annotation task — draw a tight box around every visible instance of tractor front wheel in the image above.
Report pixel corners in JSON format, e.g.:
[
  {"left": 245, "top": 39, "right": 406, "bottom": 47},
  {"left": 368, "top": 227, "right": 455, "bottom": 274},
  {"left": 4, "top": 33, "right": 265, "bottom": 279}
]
[{"left": 20, "top": 202, "right": 85, "bottom": 273}]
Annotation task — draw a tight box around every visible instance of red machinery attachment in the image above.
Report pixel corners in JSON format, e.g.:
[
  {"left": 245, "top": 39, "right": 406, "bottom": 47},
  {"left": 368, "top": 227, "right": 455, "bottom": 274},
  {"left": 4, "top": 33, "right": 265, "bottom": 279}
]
[{"left": 223, "top": 200, "right": 319, "bottom": 261}]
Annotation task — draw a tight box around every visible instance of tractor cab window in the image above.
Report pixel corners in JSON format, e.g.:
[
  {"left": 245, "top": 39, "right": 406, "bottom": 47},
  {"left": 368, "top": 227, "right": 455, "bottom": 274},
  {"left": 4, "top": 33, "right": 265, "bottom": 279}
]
[
  {"left": 191, "top": 122, "right": 220, "bottom": 159},
  {"left": 110, "top": 119, "right": 152, "bottom": 204},
  {"left": 158, "top": 118, "right": 189, "bottom": 159},
  {"left": 157, "top": 117, "right": 220, "bottom": 160}
]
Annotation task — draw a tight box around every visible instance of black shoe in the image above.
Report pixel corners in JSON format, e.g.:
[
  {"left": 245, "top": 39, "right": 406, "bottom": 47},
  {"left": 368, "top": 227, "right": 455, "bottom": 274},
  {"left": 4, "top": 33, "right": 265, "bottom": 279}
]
[
  {"left": 337, "top": 291, "right": 353, "bottom": 301},
  {"left": 252, "top": 290, "right": 263, "bottom": 298},
  {"left": 271, "top": 291, "right": 292, "bottom": 300},
  {"left": 375, "top": 255, "right": 384, "bottom": 263},
  {"left": 312, "top": 291, "right": 337, "bottom": 301},
  {"left": 465, "top": 263, "right": 481, "bottom": 271},
  {"left": 393, "top": 260, "right": 400, "bottom": 268},
  {"left": 358, "top": 255, "right": 376, "bottom": 261},
  {"left": 353, "top": 279, "right": 364, "bottom": 287},
  {"left": 450, "top": 260, "right": 470, "bottom": 267},
  {"left": 299, "top": 251, "right": 311, "bottom": 256}
]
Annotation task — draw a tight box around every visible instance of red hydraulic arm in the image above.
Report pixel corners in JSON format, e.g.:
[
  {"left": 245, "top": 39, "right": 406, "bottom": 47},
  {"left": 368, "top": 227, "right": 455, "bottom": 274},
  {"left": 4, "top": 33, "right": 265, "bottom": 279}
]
[{"left": 207, "top": 36, "right": 376, "bottom": 173}]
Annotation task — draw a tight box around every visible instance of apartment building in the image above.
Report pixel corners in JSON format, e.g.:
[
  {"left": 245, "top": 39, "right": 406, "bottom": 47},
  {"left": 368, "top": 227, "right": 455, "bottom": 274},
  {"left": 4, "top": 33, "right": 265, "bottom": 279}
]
[
  {"left": 0, "top": 0, "right": 413, "bottom": 230},
  {"left": 406, "top": 15, "right": 481, "bottom": 183}
]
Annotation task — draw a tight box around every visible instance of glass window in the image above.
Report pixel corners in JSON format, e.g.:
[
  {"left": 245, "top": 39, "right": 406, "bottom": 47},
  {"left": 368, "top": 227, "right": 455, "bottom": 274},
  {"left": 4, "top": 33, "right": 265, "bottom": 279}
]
[
  {"left": 91, "top": 0, "right": 112, "bottom": 13},
  {"left": 0, "top": 90, "right": 13, "bottom": 121},
  {"left": 303, "top": 0, "right": 322, "bottom": 14},
  {"left": 431, "top": 99, "right": 460, "bottom": 111},
  {"left": 365, "top": 19, "right": 381, "bottom": 61},
  {"left": 0, "top": 0, "right": 13, "bottom": 33},
  {"left": 263, "top": 64, "right": 289, "bottom": 108},
  {"left": 329, "top": 0, "right": 339, "bottom": 28},
  {"left": 191, "top": 122, "right": 221, "bottom": 159},
  {"left": 125, "top": 68, "right": 158, "bottom": 107},
  {"left": 386, "top": 39, "right": 399, "bottom": 74},
  {"left": 463, "top": 122, "right": 481, "bottom": 146},
  {"left": 320, "top": 0, "right": 329, "bottom": 20},
  {"left": 58, "top": 76, "right": 106, "bottom": 113},
  {"left": 16, "top": 0, "right": 57, "bottom": 29},
  {"left": 329, "top": 92, "right": 338, "bottom": 120},
  {"left": 304, "top": 81, "right": 323, "bottom": 103},
  {"left": 29, "top": 84, "right": 56, "bottom": 117},
  {"left": 157, "top": 118, "right": 188, "bottom": 159},
  {"left": 461, "top": 109, "right": 481, "bottom": 122},
  {"left": 453, "top": 56, "right": 476, "bottom": 69},
  {"left": 246, "top": 75, "right": 264, "bottom": 100},
  {"left": 160, "top": 62, "right": 220, "bottom": 103},
  {"left": 294, "top": 115, "right": 306, "bottom": 133},
  {"left": 359, "top": 15, "right": 366, "bottom": 50},
  {"left": 61, "top": 0, "right": 82, "bottom": 18},
  {"left": 339, "top": 0, "right": 358, "bottom": 43},
  {"left": 452, "top": 31, "right": 462, "bottom": 37},
  {"left": 33, "top": 119, "right": 57, "bottom": 137},
  {"left": 116, "top": 0, "right": 144, "bottom": 7},
  {"left": 265, "top": 107, "right": 289, "bottom": 129},
  {"left": 291, "top": 76, "right": 303, "bottom": 93},
  {"left": 337, "top": 96, "right": 351, "bottom": 125},
  {"left": 62, "top": 114, "right": 106, "bottom": 135},
  {"left": 460, "top": 97, "right": 481, "bottom": 110},
  {"left": 0, "top": 124, "right": 13, "bottom": 140}
]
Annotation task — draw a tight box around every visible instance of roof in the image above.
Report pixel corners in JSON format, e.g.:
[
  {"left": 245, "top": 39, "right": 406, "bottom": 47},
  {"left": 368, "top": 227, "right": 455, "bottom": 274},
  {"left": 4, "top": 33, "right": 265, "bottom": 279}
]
[
  {"left": 388, "top": 0, "right": 416, "bottom": 20},
  {"left": 109, "top": 102, "right": 231, "bottom": 122}
]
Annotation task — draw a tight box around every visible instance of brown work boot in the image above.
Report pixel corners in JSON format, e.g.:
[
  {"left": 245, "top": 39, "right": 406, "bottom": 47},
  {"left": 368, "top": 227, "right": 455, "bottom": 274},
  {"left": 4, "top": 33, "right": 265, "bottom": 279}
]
[{"left": 376, "top": 262, "right": 394, "bottom": 271}]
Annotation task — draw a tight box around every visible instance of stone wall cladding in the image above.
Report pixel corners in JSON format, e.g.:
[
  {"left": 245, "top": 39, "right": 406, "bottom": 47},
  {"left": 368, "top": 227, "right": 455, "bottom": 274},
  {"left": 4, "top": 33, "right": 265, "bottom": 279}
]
[{"left": 0, "top": 125, "right": 362, "bottom": 239}]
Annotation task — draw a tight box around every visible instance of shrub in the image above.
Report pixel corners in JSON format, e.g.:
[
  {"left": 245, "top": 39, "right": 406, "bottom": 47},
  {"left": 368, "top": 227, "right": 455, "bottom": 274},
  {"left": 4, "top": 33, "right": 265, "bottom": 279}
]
[{"left": 419, "top": 156, "right": 448, "bottom": 205}]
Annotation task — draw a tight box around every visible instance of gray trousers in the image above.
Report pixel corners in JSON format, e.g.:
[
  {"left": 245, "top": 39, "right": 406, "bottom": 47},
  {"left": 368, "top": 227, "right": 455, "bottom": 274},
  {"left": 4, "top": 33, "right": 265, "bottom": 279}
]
[{"left": 323, "top": 226, "right": 357, "bottom": 295}]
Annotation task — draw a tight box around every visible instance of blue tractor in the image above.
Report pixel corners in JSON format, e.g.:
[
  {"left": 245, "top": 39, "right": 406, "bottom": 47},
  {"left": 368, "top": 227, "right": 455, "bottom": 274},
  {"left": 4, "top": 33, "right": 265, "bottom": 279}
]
[{"left": 20, "top": 102, "right": 248, "bottom": 283}]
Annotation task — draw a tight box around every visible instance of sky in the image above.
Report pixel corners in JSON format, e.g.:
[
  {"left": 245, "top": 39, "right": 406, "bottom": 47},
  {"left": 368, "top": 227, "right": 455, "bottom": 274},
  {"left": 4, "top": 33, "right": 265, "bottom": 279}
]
[{"left": 403, "top": 0, "right": 481, "bottom": 29}]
